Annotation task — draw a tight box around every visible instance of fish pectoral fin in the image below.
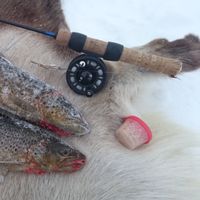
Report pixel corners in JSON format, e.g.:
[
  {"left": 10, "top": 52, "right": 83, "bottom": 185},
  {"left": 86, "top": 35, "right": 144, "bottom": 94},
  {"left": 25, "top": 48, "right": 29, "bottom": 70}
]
[{"left": 0, "top": 165, "right": 8, "bottom": 183}]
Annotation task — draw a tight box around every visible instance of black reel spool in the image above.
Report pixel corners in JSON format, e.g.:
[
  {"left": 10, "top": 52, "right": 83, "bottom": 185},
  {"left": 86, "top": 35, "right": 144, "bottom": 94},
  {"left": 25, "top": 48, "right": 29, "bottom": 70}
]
[{"left": 66, "top": 54, "right": 107, "bottom": 97}]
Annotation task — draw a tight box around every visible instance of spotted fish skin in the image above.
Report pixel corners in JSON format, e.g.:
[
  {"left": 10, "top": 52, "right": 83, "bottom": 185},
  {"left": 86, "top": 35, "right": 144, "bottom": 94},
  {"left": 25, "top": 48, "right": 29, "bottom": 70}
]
[
  {"left": 0, "top": 56, "right": 90, "bottom": 137},
  {"left": 0, "top": 109, "right": 86, "bottom": 175}
]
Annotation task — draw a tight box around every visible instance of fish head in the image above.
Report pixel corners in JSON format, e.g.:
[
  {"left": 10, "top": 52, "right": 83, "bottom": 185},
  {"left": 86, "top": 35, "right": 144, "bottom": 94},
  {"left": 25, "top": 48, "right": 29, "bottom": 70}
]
[
  {"left": 38, "top": 92, "right": 90, "bottom": 137},
  {"left": 46, "top": 141, "right": 86, "bottom": 172},
  {"left": 29, "top": 140, "right": 86, "bottom": 173}
]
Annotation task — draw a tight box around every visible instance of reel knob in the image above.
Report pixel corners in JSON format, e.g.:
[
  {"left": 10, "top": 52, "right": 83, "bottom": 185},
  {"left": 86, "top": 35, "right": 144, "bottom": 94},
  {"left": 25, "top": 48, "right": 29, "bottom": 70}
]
[{"left": 66, "top": 54, "right": 107, "bottom": 97}]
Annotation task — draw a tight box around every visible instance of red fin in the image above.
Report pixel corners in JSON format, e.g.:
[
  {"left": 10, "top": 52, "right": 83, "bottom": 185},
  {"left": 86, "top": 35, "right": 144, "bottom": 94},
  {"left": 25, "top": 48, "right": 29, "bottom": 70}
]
[
  {"left": 24, "top": 167, "right": 46, "bottom": 175},
  {"left": 40, "top": 120, "right": 72, "bottom": 137}
]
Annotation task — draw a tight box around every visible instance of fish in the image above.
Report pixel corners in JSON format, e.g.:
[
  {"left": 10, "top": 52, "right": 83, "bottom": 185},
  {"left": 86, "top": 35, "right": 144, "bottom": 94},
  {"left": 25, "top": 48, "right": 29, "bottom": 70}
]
[
  {"left": 0, "top": 56, "right": 90, "bottom": 137},
  {"left": 0, "top": 110, "right": 86, "bottom": 182}
]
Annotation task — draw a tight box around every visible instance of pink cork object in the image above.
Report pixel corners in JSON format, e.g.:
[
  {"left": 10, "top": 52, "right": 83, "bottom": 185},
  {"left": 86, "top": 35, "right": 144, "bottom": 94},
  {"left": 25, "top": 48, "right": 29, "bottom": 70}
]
[{"left": 115, "top": 116, "right": 152, "bottom": 150}]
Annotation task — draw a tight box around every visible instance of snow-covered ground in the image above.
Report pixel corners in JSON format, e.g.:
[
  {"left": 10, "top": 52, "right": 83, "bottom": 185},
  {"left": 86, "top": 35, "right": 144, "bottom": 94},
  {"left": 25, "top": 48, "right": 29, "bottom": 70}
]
[
  {"left": 62, "top": 0, "right": 200, "bottom": 132},
  {"left": 62, "top": 0, "right": 200, "bottom": 46}
]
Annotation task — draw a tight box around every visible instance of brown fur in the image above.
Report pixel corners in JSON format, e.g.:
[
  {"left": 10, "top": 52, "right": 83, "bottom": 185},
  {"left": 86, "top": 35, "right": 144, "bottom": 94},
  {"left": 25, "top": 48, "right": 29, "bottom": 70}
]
[
  {"left": 143, "top": 34, "right": 200, "bottom": 72},
  {"left": 0, "top": 0, "right": 68, "bottom": 32}
]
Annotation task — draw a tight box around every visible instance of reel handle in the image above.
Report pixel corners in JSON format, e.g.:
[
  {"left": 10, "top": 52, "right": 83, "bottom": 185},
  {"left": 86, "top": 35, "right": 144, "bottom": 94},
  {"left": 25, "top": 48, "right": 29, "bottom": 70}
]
[{"left": 56, "top": 29, "right": 182, "bottom": 76}]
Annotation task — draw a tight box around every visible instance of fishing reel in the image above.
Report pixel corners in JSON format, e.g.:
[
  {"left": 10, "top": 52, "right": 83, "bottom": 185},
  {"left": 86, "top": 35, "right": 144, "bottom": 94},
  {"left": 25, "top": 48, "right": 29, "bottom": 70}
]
[{"left": 66, "top": 54, "right": 107, "bottom": 97}]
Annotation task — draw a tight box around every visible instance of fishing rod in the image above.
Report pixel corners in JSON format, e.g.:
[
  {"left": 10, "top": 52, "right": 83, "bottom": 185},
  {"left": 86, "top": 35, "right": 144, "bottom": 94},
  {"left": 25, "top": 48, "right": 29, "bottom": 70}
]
[{"left": 0, "top": 19, "right": 182, "bottom": 97}]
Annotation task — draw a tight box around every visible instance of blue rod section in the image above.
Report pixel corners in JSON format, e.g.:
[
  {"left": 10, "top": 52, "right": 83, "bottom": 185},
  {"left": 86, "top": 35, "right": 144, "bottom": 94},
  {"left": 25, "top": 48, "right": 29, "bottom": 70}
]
[{"left": 0, "top": 19, "right": 57, "bottom": 38}]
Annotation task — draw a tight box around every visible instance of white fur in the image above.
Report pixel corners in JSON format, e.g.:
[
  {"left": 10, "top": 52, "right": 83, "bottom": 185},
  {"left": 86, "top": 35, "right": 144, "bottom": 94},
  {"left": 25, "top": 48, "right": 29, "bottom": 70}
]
[{"left": 0, "top": 6, "right": 200, "bottom": 200}]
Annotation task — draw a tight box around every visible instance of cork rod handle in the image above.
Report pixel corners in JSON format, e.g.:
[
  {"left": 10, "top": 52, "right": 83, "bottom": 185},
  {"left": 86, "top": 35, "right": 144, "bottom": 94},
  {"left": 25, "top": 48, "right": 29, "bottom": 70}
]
[
  {"left": 56, "top": 29, "right": 182, "bottom": 76},
  {"left": 120, "top": 48, "right": 182, "bottom": 75}
]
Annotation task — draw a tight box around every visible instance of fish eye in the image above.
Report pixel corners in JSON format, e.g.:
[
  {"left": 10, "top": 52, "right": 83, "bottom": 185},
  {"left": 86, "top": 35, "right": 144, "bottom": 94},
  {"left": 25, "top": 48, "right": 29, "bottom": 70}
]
[
  {"left": 70, "top": 108, "right": 81, "bottom": 118},
  {"left": 58, "top": 148, "right": 70, "bottom": 156}
]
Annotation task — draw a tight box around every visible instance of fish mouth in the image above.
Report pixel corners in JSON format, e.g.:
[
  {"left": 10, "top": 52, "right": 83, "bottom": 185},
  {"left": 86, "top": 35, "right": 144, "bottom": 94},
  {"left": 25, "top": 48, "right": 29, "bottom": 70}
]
[
  {"left": 64, "top": 158, "right": 86, "bottom": 172},
  {"left": 50, "top": 159, "right": 86, "bottom": 173},
  {"left": 52, "top": 153, "right": 86, "bottom": 173},
  {"left": 70, "top": 159, "right": 86, "bottom": 171},
  {"left": 75, "top": 122, "right": 91, "bottom": 136},
  {"left": 75, "top": 115, "right": 91, "bottom": 136},
  {"left": 63, "top": 152, "right": 86, "bottom": 172},
  {"left": 40, "top": 119, "right": 90, "bottom": 137}
]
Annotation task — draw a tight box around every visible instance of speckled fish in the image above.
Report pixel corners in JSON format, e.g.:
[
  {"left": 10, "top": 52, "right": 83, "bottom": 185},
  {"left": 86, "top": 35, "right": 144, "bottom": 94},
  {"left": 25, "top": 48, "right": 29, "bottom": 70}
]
[
  {"left": 0, "top": 110, "right": 86, "bottom": 182},
  {"left": 0, "top": 56, "right": 90, "bottom": 137}
]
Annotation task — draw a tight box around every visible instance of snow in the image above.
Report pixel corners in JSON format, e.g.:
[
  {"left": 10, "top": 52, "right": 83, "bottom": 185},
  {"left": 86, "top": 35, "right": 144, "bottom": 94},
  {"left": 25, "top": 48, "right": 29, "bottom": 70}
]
[
  {"left": 62, "top": 0, "right": 200, "bottom": 132},
  {"left": 62, "top": 0, "right": 200, "bottom": 46}
]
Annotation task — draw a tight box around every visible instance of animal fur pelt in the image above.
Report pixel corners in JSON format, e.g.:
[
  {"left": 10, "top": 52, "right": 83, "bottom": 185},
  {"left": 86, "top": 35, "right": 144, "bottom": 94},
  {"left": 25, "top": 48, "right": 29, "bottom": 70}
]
[{"left": 0, "top": 1, "right": 200, "bottom": 199}]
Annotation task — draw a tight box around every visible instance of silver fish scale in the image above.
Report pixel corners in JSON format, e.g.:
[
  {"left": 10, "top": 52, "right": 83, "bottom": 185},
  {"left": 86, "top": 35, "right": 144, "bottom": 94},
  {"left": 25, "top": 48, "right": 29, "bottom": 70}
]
[
  {"left": 0, "top": 56, "right": 49, "bottom": 101},
  {"left": 0, "top": 56, "right": 80, "bottom": 125},
  {"left": 0, "top": 111, "right": 60, "bottom": 164}
]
